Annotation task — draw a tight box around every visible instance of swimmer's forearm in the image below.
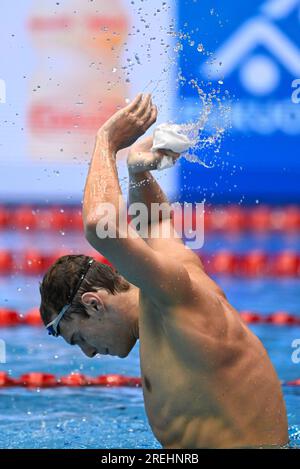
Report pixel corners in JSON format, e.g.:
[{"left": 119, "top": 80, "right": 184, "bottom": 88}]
[
  {"left": 128, "top": 170, "right": 171, "bottom": 224},
  {"left": 83, "top": 131, "right": 124, "bottom": 228},
  {"left": 83, "top": 93, "right": 156, "bottom": 228}
]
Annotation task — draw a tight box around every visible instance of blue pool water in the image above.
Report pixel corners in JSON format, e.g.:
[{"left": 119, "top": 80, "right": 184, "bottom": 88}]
[{"left": 0, "top": 231, "right": 300, "bottom": 448}]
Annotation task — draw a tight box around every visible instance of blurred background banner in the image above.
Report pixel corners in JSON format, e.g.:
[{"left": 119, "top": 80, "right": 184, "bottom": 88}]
[
  {"left": 0, "top": 0, "right": 176, "bottom": 203},
  {"left": 176, "top": 0, "right": 300, "bottom": 204},
  {"left": 0, "top": 0, "right": 299, "bottom": 206}
]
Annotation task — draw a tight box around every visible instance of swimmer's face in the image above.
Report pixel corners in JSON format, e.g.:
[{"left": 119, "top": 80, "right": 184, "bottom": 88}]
[{"left": 59, "top": 289, "right": 137, "bottom": 358}]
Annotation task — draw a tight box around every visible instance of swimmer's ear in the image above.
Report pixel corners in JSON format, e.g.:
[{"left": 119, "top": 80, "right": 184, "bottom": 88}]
[{"left": 81, "top": 292, "right": 104, "bottom": 317}]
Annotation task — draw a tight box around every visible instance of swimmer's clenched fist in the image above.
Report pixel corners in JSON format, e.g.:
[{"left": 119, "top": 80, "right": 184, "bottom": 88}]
[
  {"left": 98, "top": 93, "right": 158, "bottom": 152},
  {"left": 127, "top": 136, "right": 180, "bottom": 174}
]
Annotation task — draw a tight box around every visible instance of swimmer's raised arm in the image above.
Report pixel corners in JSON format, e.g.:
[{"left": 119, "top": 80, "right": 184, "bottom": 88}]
[{"left": 83, "top": 93, "right": 194, "bottom": 306}]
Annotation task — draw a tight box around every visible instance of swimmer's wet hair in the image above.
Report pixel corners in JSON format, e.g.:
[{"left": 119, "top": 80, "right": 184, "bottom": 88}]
[{"left": 39, "top": 254, "right": 130, "bottom": 326}]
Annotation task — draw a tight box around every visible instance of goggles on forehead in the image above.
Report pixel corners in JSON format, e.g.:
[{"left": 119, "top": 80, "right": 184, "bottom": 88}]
[{"left": 46, "top": 258, "right": 94, "bottom": 337}]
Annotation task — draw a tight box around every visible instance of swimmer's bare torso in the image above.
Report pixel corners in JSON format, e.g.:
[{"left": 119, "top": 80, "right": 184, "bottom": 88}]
[
  {"left": 138, "top": 233, "right": 288, "bottom": 448},
  {"left": 83, "top": 93, "right": 288, "bottom": 448}
]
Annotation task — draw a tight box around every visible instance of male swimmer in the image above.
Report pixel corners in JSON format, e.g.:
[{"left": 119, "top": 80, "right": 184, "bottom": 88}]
[{"left": 39, "top": 93, "right": 288, "bottom": 449}]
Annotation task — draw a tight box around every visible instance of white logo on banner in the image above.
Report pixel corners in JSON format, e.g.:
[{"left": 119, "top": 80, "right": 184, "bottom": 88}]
[
  {"left": 203, "top": 0, "right": 300, "bottom": 96},
  {"left": 0, "top": 79, "right": 6, "bottom": 104}
]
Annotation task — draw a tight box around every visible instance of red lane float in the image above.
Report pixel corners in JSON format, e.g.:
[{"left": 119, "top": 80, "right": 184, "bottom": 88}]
[
  {"left": 23, "top": 308, "right": 43, "bottom": 326},
  {"left": 0, "top": 207, "right": 9, "bottom": 229},
  {"left": 208, "top": 250, "right": 239, "bottom": 276},
  {"left": 60, "top": 373, "right": 93, "bottom": 387},
  {"left": 20, "top": 250, "right": 45, "bottom": 275},
  {"left": 0, "top": 251, "right": 13, "bottom": 274},
  {"left": 207, "top": 206, "right": 247, "bottom": 232},
  {"left": 0, "top": 372, "right": 142, "bottom": 388},
  {"left": 239, "top": 311, "right": 262, "bottom": 324},
  {"left": 1, "top": 205, "right": 300, "bottom": 233},
  {"left": 0, "top": 372, "right": 17, "bottom": 387},
  {"left": 0, "top": 308, "right": 21, "bottom": 327},
  {"left": 271, "top": 206, "right": 300, "bottom": 232},
  {"left": 20, "top": 373, "right": 58, "bottom": 388},
  {"left": 95, "top": 374, "right": 142, "bottom": 387},
  {"left": 248, "top": 206, "right": 272, "bottom": 232},
  {"left": 13, "top": 206, "right": 38, "bottom": 231},
  {"left": 272, "top": 251, "right": 300, "bottom": 277},
  {"left": 242, "top": 251, "right": 269, "bottom": 277}
]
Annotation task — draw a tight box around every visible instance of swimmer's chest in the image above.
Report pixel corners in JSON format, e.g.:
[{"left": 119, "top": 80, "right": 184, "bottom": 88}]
[
  {"left": 138, "top": 294, "right": 211, "bottom": 423},
  {"left": 138, "top": 294, "right": 182, "bottom": 399}
]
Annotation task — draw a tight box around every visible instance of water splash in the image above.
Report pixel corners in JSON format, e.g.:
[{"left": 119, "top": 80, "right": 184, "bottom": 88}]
[
  {"left": 155, "top": 26, "right": 232, "bottom": 169},
  {"left": 169, "top": 77, "right": 231, "bottom": 169},
  {"left": 117, "top": 2, "right": 233, "bottom": 192}
]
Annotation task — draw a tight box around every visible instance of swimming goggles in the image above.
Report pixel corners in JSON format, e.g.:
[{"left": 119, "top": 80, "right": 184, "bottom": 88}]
[{"left": 46, "top": 258, "right": 94, "bottom": 337}]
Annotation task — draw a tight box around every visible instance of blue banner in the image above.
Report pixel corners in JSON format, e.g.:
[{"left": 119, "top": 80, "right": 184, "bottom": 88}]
[{"left": 176, "top": 0, "right": 300, "bottom": 203}]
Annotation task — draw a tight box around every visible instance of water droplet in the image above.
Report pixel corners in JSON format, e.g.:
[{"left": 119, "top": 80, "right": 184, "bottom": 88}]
[{"left": 174, "top": 42, "right": 183, "bottom": 52}]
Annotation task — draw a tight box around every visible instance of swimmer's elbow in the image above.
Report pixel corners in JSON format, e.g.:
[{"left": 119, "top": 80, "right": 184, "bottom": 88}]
[
  {"left": 84, "top": 214, "right": 104, "bottom": 246},
  {"left": 83, "top": 214, "right": 97, "bottom": 242},
  {"left": 84, "top": 213, "right": 118, "bottom": 248}
]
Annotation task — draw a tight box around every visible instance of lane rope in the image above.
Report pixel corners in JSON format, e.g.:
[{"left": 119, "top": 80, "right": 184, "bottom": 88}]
[
  {"left": 0, "top": 249, "right": 299, "bottom": 277},
  {"left": 0, "top": 205, "right": 299, "bottom": 233},
  {"left": 0, "top": 372, "right": 141, "bottom": 388},
  {"left": 0, "top": 307, "right": 299, "bottom": 327},
  {"left": 0, "top": 371, "right": 298, "bottom": 388}
]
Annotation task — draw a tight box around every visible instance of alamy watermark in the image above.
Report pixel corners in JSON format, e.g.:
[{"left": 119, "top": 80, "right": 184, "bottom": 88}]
[
  {"left": 0, "top": 339, "right": 6, "bottom": 363},
  {"left": 94, "top": 198, "right": 205, "bottom": 250},
  {"left": 291, "top": 339, "right": 300, "bottom": 364},
  {"left": 291, "top": 79, "right": 300, "bottom": 104}
]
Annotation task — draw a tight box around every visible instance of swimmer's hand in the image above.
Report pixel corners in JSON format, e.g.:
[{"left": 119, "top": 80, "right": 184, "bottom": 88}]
[
  {"left": 127, "top": 136, "right": 180, "bottom": 174},
  {"left": 97, "top": 93, "right": 158, "bottom": 152}
]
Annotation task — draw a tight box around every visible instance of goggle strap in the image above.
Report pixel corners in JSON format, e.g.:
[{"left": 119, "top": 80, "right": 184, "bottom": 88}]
[{"left": 46, "top": 303, "right": 70, "bottom": 335}]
